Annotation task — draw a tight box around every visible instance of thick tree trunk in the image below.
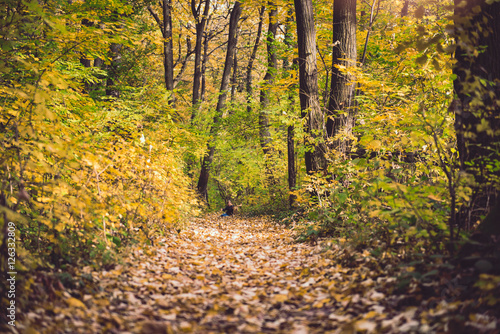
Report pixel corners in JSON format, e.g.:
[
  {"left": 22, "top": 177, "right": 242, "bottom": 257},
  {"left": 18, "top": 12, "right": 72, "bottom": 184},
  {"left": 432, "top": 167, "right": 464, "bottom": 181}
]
[
  {"left": 294, "top": 0, "right": 326, "bottom": 173},
  {"left": 197, "top": 1, "right": 242, "bottom": 201},
  {"left": 246, "top": 6, "right": 265, "bottom": 114},
  {"left": 326, "top": 0, "right": 357, "bottom": 154},
  {"left": 401, "top": 0, "right": 409, "bottom": 17},
  {"left": 452, "top": 0, "right": 500, "bottom": 232}
]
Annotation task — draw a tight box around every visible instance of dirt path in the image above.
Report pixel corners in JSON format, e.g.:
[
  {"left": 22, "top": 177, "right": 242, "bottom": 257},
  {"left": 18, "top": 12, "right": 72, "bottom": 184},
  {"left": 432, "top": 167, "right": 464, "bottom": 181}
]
[{"left": 17, "top": 216, "right": 498, "bottom": 333}]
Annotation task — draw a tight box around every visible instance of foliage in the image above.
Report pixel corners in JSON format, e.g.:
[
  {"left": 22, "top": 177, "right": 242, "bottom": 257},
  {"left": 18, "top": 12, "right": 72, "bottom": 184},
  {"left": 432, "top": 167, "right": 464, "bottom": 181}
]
[
  {"left": 0, "top": 0, "right": 198, "bottom": 278},
  {"left": 292, "top": 0, "right": 473, "bottom": 256}
]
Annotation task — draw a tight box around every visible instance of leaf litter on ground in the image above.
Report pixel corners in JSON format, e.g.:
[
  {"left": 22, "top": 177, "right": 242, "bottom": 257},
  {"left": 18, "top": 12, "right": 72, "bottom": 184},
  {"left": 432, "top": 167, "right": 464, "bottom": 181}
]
[{"left": 15, "top": 215, "right": 500, "bottom": 333}]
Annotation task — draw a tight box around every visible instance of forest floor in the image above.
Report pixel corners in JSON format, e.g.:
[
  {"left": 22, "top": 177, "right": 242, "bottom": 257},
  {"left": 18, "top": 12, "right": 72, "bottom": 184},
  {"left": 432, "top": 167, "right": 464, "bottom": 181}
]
[{"left": 13, "top": 216, "right": 500, "bottom": 333}]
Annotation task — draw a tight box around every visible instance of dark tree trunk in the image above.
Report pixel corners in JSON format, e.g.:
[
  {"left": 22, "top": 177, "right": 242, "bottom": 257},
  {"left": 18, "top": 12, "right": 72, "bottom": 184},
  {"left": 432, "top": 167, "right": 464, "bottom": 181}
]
[
  {"left": 200, "top": 27, "right": 210, "bottom": 103},
  {"left": 191, "top": 0, "right": 211, "bottom": 116},
  {"left": 106, "top": 43, "right": 122, "bottom": 98},
  {"left": 401, "top": 0, "right": 409, "bottom": 17},
  {"left": 246, "top": 6, "right": 265, "bottom": 114},
  {"left": 284, "top": 5, "right": 297, "bottom": 208},
  {"left": 162, "top": 0, "right": 175, "bottom": 105},
  {"left": 79, "top": 18, "right": 93, "bottom": 93},
  {"left": 326, "top": 0, "right": 357, "bottom": 154},
  {"left": 294, "top": 0, "right": 326, "bottom": 173},
  {"left": 231, "top": 50, "right": 238, "bottom": 101},
  {"left": 197, "top": 1, "right": 242, "bottom": 201},
  {"left": 452, "top": 0, "right": 500, "bottom": 233},
  {"left": 148, "top": 2, "right": 174, "bottom": 105},
  {"left": 360, "top": 0, "right": 379, "bottom": 66}
]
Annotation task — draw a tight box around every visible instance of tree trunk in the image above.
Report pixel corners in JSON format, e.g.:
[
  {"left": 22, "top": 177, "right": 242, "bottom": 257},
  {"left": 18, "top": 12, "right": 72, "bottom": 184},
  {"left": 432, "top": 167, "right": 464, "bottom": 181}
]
[
  {"left": 246, "top": 6, "right": 265, "bottom": 114},
  {"left": 259, "top": 3, "right": 278, "bottom": 157},
  {"left": 191, "top": 0, "right": 211, "bottom": 118},
  {"left": 258, "top": 3, "right": 278, "bottom": 187},
  {"left": 401, "top": 0, "right": 409, "bottom": 17},
  {"left": 106, "top": 43, "right": 122, "bottom": 98},
  {"left": 284, "top": 5, "right": 297, "bottom": 208},
  {"left": 294, "top": 0, "right": 326, "bottom": 173},
  {"left": 162, "top": 0, "right": 175, "bottom": 106},
  {"left": 452, "top": 0, "right": 500, "bottom": 232},
  {"left": 200, "top": 26, "right": 210, "bottom": 103},
  {"left": 197, "top": 1, "right": 242, "bottom": 201},
  {"left": 231, "top": 50, "right": 238, "bottom": 101},
  {"left": 173, "top": 36, "right": 193, "bottom": 88},
  {"left": 326, "top": 0, "right": 357, "bottom": 154},
  {"left": 148, "top": 3, "right": 174, "bottom": 105}
]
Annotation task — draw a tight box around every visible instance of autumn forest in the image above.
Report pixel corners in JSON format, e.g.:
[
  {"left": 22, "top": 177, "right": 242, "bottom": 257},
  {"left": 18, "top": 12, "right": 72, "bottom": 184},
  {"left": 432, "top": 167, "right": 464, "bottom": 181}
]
[{"left": 1, "top": 0, "right": 500, "bottom": 332}]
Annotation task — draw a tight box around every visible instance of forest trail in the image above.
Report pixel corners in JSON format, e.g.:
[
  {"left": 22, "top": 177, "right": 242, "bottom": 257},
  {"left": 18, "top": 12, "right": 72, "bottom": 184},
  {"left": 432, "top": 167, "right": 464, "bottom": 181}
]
[{"left": 18, "top": 216, "right": 493, "bottom": 334}]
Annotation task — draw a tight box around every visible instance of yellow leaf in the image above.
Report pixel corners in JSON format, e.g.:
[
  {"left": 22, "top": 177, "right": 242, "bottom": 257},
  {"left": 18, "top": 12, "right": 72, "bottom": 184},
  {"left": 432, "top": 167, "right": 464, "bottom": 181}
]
[
  {"left": 273, "top": 294, "right": 288, "bottom": 303},
  {"left": 65, "top": 297, "right": 87, "bottom": 309}
]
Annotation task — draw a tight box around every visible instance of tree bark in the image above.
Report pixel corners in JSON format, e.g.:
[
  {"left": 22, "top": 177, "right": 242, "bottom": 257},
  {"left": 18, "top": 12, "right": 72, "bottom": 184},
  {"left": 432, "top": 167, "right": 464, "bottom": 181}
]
[
  {"left": 162, "top": 0, "right": 175, "bottom": 105},
  {"left": 294, "top": 0, "right": 326, "bottom": 173},
  {"left": 200, "top": 24, "right": 210, "bottom": 103},
  {"left": 191, "top": 0, "right": 211, "bottom": 117},
  {"left": 106, "top": 43, "right": 122, "bottom": 98},
  {"left": 197, "top": 1, "right": 242, "bottom": 201},
  {"left": 284, "top": 5, "right": 297, "bottom": 208},
  {"left": 452, "top": 0, "right": 500, "bottom": 232},
  {"left": 148, "top": 2, "right": 174, "bottom": 105},
  {"left": 246, "top": 6, "right": 265, "bottom": 114},
  {"left": 326, "top": 0, "right": 357, "bottom": 154},
  {"left": 259, "top": 3, "right": 278, "bottom": 157},
  {"left": 231, "top": 49, "right": 238, "bottom": 101}
]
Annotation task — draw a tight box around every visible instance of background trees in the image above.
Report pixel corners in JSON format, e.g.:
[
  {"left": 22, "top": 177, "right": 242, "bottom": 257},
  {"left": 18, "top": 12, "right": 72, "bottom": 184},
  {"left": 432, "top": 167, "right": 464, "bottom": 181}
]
[
  {"left": 452, "top": 0, "right": 500, "bottom": 232},
  {"left": 1, "top": 0, "right": 499, "bottom": 288}
]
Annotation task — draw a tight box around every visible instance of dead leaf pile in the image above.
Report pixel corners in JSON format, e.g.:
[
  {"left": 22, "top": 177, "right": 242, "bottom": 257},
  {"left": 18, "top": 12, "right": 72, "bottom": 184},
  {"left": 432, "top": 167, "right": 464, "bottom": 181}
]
[{"left": 14, "top": 215, "right": 500, "bottom": 333}]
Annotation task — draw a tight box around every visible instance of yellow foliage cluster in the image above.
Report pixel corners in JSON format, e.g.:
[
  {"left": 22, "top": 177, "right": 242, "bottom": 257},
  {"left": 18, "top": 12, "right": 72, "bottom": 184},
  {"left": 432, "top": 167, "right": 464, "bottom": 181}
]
[{"left": 0, "top": 0, "right": 198, "bottom": 271}]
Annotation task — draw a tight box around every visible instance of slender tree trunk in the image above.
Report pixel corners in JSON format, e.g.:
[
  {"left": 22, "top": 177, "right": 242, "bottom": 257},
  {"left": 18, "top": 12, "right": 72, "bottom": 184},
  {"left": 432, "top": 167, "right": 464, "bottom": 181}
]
[
  {"left": 284, "top": 6, "right": 297, "bottom": 208},
  {"left": 173, "top": 36, "right": 193, "bottom": 88},
  {"left": 246, "top": 6, "right": 265, "bottom": 114},
  {"left": 197, "top": 1, "right": 242, "bottom": 201},
  {"left": 231, "top": 50, "right": 238, "bottom": 101},
  {"left": 191, "top": 0, "right": 211, "bottom": 118},
  {"left": 452, "top": 0, "right": 500, "bottom": 233},
  {"left": 148, "top": 3, "right": 174, "bottom": 105},
  {"left": 259, "top": 3, "right": 278, "bottom": 156},
  {"left": 80, "top": 18, "right": 93, "bottom": 93},
  {"left": 106, "top": 43, "right": 122, "bottom": 98},
  {"left": 200, "top": 27, "right": 210, "bottom": 103},
  {"left": 162, "top": 0, "right": 175, "bottom": 106},
  {"left": 326, "top": 0, "right": 357, "bottom": 154},
  {"left": 294, "top": 0, "right": 326, "bottom": 173},
  {"left": 258, "top": 3, "right": 278, "bottom": 187},
  {"left": 360, "top": 0, "right": 379, "bottom": 66}
]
